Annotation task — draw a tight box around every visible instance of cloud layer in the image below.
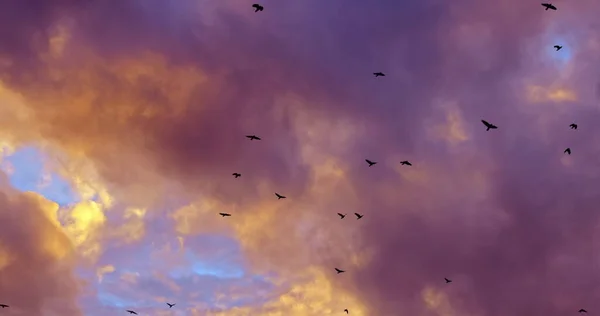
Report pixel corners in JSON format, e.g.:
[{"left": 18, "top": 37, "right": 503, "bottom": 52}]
[{"left": 1, "top": 0, "right": 600, "bottom": 314}]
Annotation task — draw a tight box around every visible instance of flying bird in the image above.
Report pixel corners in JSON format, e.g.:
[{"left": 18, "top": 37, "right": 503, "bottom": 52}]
[
  {"left": 373, "top": 72, "right": 385, "bottom": 77},
  {"left": 445, "top": 278, "right": 452, "bottom": 284},
  {"left": 579, "top": 309, "right": 588, "bottom": 313},
  {"left": 344, "top": 309, "right": 349, "bottom": 314},
  {"left": 219, "top": 212, "right": 232, "bottom": 217},
  {"left": 570, "top": 123, "right": 578, "bottom": 130},
  {"left": 252, "top": 4, "right": 264, "bottom": 12},
  {"left": 337, "top": 213, "right": 346, "bottom": 219},
  {"left": 126, "top": 311, "right": 138, "bottom": 315},
  {"left": 232, "top": 173, "right": 241, "bottom": 178},
  {"left": 365, "top": 159, "right": 377, "bottom": 167},
  {"left": 564, "top": 148, "right": 571, "bottom": 155},
  {"left": 554, "top": 45, "right": 562, "bottom": 51},
  {"left": 481, "top": 119, "right": 498, "bottom": 131},
  {"left": 167, "top": 303, "right": 175, "bottom": 308},
  {"left": 335, "top": 268, "right": 345, "bottom": 274},
  {"left": 541, "top": 3, "right": 557, "bottom": 10},
  {"left": 354, "top": 213, "right": 364, "bottom": 219},
  {"left": 0, "top": 304, "right": 8, "bottom": 308},
  {"left": 400, "top": 161, "right": 412, "bottom": 166},
  {"left": 246, "top": 135, "right": 261, "bottom": 140},
  {"left": 275, "top": 193, "right": 286, "bottom": 200}
]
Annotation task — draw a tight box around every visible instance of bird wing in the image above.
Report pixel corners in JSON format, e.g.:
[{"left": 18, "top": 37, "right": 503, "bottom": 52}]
[{"left": 481, "top": 120, "right": 490, "bottom": 127}]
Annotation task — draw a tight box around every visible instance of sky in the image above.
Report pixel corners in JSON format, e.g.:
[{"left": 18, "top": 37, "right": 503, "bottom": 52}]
[{"left": 0, "top": 0, "right": 600, "bottom": 315}]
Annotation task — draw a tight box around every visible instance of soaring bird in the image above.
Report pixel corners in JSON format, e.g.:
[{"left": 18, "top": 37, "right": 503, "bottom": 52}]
[
  {"left": 246, "top": 135, "right": 261, "bottom": 140},
  {"left": 167, "top": 303, "right": 175, "bottom": 308},
  {"left": 0, "top": 304, "right": 8, "bottom": 308},
  {"left": 373, "top": 72, "right": 385, "bottom": 77},
  {"left": 127, "top": 311, "right": 138, "bottom": 315},
  {"left": 219, "top": 212, "right": 232, "bottom": 217},
  {"left": 337, "top": 213, "right": 346, "bottom": 219},
  {"left": 335, "top": 268, "right": 346, "bottom": 274},
  {"left": 554, "top": 45, "right": 562, "bottom": 51},
  {"left": 564, "top": 148, "right": 571, "bottom": 155},
  {"left": 541, "top": 3, "right": 557, "bottom": 10},
  {"left": 570, "top": 123, "right": 578, "bottom": 130},
  {"left": 365, "top": 159, "right": 377, "bottom": 167},
  {"left": 481, "top": 119, "right": 498, "bottom": 131},
  {"left": 354, "top": 213, "right": 364, "bottom": 219},
  {"left": 252, "top": 4, "right": 264, "bottom": 12},
  {"left": 275, "top": 193, "right": 286, "bottom": 200},
  {"left": 579, "top": 309, "right": 588, "bottom": 313},
  {"left": 444, "top": 278, "right": 452, "bottom": 284},
  {"left": 232, "top": 173, "right": 241, "bottom": 178},
  {"left": 400, "top": 161, "right": 412, "bottom": 166},
  {"left": 344, "top": 309, "right": 349, "bottom": 314}
]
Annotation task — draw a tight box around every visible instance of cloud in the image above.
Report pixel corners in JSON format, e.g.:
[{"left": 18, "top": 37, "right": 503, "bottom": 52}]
[
  {"left": 0, "top": 0, "right": 600, "bottom": 315},
  {"left": 0, "top": 173, "right": 81, "bottom": 315}
]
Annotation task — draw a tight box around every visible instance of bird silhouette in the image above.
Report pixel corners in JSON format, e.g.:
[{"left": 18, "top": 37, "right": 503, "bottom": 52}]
[
  {"left": 167, "top": 303, "right": 175, "bottom": 308},
  {"left": 275, "top": 193, "right": 286, "bottom": 200},
  {"left": 337, "top": 213, "right": 346, "bottom": 219},
  {"left": 252, "top": 4, "right": 264, "bottom": 12},
  {"left": 0, "top": 304, "right": 8, "bottom": 308},
  {"left": 219, "top": 212, "right": 232, "bottom": 217},
  {"left": 126, "top": 311, "right": 138, "bottom": 315},
  {"left": 232, "top": 173, "right": 241, "bottom": 178},
  {"left": 335, "top": 268, "right": 346, "bottom": 274},
  {"left": 373, "top": 72, "right": 385, "bottom": 77},
  {"left": 564, "top": 148, "right": 571, "bottom": 155},
  {"left": 579, "top": 309, "right": 588, "bottom": 313},
  {"left": 400, "top": 161, "right": 412, "bottom": 166},
  {"left": 481, "top": 119, "right": 498, "bottom": 131},
  {"left": 444, "top": 278, "right": 452, "bottom": 283},
  {"left": 570, "top": 123, "right": 578, "bottom": 130},
  {"left": 354, "top": 213, "right": 364, "bottom": 219},
  {"left": 554, "top": 45, "right": 562, "bottom": 51},
  {"left": 246, "top": 135, "right": 261, "bottom": 140},
  {"left": 365, "top": 159, "right": 377, "bottom": 167},
  {"left": 344, "top": 309, "right": 349, "bottom": 314},
  {"left": 541, "top": 3, "right": 557, "bottom": 10}
]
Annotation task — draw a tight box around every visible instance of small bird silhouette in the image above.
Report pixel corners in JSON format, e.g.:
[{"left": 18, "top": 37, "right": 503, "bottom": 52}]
[
  {"left": 365, "top": 159, "right": 377, "bottom": 167},
  {"left": 570, "top": 123, "right": 578, "bottom": 130},
  {"left": 246, "top": 135, "right": 261, "bottom": 140},
  {"left": 0, "top": 304, "right": 8, "bottom": 308},
  {"left": 167, "top": 303, "right": 175, "bottom": 308},
  {"left": 252, "top": 4, "right": 264, "bottom": 12},
  {"left": 219, "top": 212, "right": 232, "bottom": 217},
  {"left": 232, "top": 173, "right": 241, "bottom": 178},
  {"left": 335, "top": 268, "right": 345, "bottom": 274},
  {"left": 373, "top": 72, "right": 385, "bottom": 77},
  {"left": 481, "top": 119, "right": 498, "bottom": 131},
  {"left": 400, "top": 161, "right": 412, "bottom": 166},
  {"left": 579, "top": 309, "right": 588, "bottom": 313},
  {"left": 337, "top": 213, "right": 346, "bottom": 219},
  {"left": 344, "top": 309, "right": 349, "bottom": 314},
  {"left": 354, "top": 213, "right": 364, "bottom": 219},
  {"left": 126, "top": 311, "right": 138, "bottom": 315},
  {"left": 445, "top": 278, "right": 452, "bottom": 284},
  {"left": 554, "top": 45, "right": 562, "bottom": 51},
  {"left": 564, "top": 148, "right": 571, "bottom": 155},
  {"left": 541, "top": 3, "right": 557, "bottom": 10},
  {"left": 275, "top": 193, "right": 286, "bottom": 200}
]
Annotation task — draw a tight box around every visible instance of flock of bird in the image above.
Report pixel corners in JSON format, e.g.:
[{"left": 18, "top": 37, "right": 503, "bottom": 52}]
[{"left": 0, "top": 1, "right": 586, "bottom": 315}]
